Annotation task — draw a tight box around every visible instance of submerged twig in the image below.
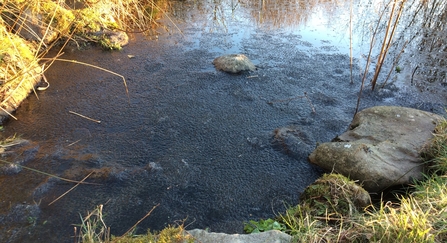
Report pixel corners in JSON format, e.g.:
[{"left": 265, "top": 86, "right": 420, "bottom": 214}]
[
  {"left": 121, "top": 203, "right": 160, "bottom": 237},
  {"left": 48, "top": 172, "right": 94, "bottom": 206},
  {"left": 0, "top": 159, "right": 100, "bottom": 185},
  {"left": 40, "top": 57, "right": 130, "bottom": 103},
  {"left": 267, "top": 92, "right": 316, "bottom": 113},
  {"left": 67, "top": 139, "right": 82, "bottom": 147},
  {"left": 69, "top": 111, "right": 101, "bottom": 123},
  {"left": 304, "top": 92, "right": 316, "bottom": 113}
]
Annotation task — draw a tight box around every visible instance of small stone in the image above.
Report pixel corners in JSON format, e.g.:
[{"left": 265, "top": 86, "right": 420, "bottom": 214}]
[
  {"left": 92, "top": 29, "right": 129, "bottom": 49},
  {"left": 213, "top": 54, "right": 256, "bottom": 73}
]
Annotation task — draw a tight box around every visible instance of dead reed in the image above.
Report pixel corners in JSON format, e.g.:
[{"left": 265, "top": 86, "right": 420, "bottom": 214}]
[
  {"left": 355, "top": 0, "right": 407, "bottom": 115},
  {"left": 370, "top": 0, "right": 407, "bottom": 90}
]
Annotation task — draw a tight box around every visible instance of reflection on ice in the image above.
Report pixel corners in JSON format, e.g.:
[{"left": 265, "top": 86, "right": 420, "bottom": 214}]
[{"left": 169, "top": 0, "right": 447, "bottom": 91}]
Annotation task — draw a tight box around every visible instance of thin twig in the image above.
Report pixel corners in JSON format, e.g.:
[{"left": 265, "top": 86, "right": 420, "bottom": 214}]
[
  {"left": 48, "top": 172, "right": 94, "bottom": 206},
  {"left": 69, "top": 111, "right": 101, "bottom": 123},
  {"left": 304, "top": 92, "right": 316, "bottom": 113},
  {"left": 39, "top": 57, "right": 130, "bottom": 102},
  {"left": 371, "top": 0, "right": 406, "bottom": 90},
  {"left": 120, "top": 203, "right": 160, "bottom": 237},
  {"left": 314, "top": 216, "right": 347, "bottom": 221},
  {"left": 0, "top": 106, "right": 17, "bottom": 120},
  {"left": 380, "top": 40, "right": 408, "bottom": 88},
  {"left": 267, "top": 95, "right": 304, "bottom": 104},
  {"left": 411, "top": 66, "right": 419, "bottom": 86},
  {"left": 67, "top": 139, "right": 82, "bottom": 147},
  {"left": 355, "top": 1, "right": 390, "bottom": 116},
  {"left": 0, "top": 159, "right": 100, "bottom": 185}
]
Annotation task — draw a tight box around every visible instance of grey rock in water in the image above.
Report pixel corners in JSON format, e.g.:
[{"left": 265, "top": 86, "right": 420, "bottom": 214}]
[
  {"left": 213, "top": 54, "right": 256, "bottom": 73},
  {"left": 271, "top": 125, "right": 314, "bottom": 159},
  {"left": 187, "top": 229, "right": 291, "bottom": 243},
  {"left": 308, "top": 106, "right": 443, "bottom": 192}
]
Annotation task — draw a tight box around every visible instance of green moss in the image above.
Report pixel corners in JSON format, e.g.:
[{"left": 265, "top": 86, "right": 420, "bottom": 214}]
[
  {"left": 75, "top": 7, "right": 120, "bottom": 33},
  {"left": 39, "top": 1, "right": 76, "bottom": 34},
  {"left": 0, "top": 25, "right": 35, "bottom": 61},
  {"left": 0, "top": 24, "right": 38, "bottom": 82}
]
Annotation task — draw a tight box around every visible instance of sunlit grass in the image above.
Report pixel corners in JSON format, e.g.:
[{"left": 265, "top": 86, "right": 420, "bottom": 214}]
[
  {"left": 364, "top": 197, "right": 435, "bottom": 242},
  {"left": 74, "top": 204, "right": 194, "bottom": 243}
]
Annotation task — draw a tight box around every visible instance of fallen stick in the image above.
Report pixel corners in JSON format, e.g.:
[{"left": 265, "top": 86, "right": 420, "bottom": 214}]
[
  {"left": 67, "top": 139, "right": 81, "bottom": 147},
  {"left": 0, "top": 159, "right": 100, "bottom": 185},
  {"left": 48, "top": 172, "right": 94, "bottom": 206},
  {"left": 304, "top": 92, "right": 316, "bottom": 113},
  {"left": 120, "top": 203, "right": 160, "bottom": 237},
  {"left": 69, "top": 110, "right": 101, "bottom": 123}
]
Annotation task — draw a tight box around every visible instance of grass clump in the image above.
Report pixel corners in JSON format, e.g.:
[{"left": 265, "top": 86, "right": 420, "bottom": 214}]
[
  {"left": 299, "top": 173, "right": 371, "bottom": 220},
  {"left": 245, "top": 118, "right": 447, "bottom": 243},
  {"left": 75, "top": 204, "right": 194, "bottom": 243},
  {"left": 363, "top": 196, "right": 435, "bottom": 242}
]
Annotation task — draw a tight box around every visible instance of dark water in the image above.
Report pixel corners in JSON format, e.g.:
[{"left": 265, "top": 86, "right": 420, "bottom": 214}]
[{"left": 0, "top": 0, "right": 446, "bottom": 242}]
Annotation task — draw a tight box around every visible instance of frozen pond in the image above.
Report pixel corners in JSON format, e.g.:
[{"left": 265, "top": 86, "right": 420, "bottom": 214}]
[{"left": 0, "top": 0, "right": 446, "bottom": 242}]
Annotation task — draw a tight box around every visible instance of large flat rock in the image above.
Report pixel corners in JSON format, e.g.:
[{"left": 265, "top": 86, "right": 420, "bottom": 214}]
[
  {"left": 308, "top": 106, "right": 443, "bottom": 192},
  {"left": 187, "top": 229, "right": 291, "bottom": 243}
]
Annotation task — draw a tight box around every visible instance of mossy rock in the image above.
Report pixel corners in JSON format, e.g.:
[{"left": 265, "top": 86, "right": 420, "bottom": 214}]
[{"left": 300, "top": 173, "right": 371, "bottom": 219}]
